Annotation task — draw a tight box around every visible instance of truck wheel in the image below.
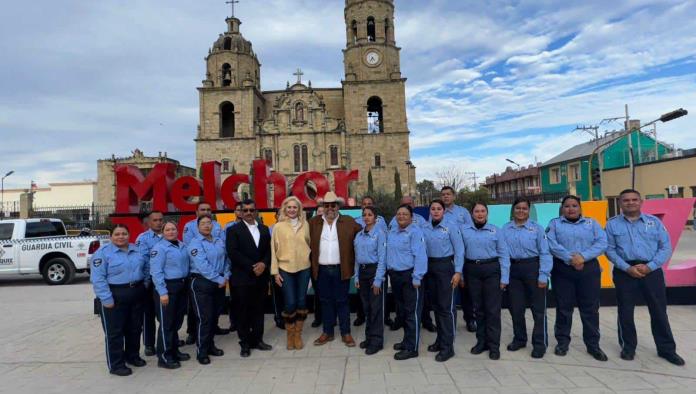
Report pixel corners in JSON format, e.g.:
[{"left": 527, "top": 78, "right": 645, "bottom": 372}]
[{"left": 42, "top": 258, "right": 76, "bottom": 285}]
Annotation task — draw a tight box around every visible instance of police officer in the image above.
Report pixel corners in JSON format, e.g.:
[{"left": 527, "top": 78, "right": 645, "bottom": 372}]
[
  {"left": 354, "top": 206, "right": 387, "bottom": 355},
  {"left": 188, "top": 215, "right": 230, "bottom": 365},
  {"left": 462, "top": 202, "right": 510, "bottom": 360},
  {"left": 441, "top": 186, "right": 476, "bottom": 333},
  {"left": 150, "top": 221, "right": 191, "bottom": 369},
  {"left": 501, "top": 198, "right": 552, "bottom": 359},
  {"left": 91, "top": 224, "right": 148, "bottom": 376},
  {"left": 606, "top": 189, "right": 685, "bottom": 366},
  {"left": 422, "top": 199, "right": 464, "bottom": 362},
  {"left": 135, "top": 210, "right": 164, "bottom": 357},
  {"left": 387, "top": 204, "right": 428, "bottom": 361},
  {"left": 546, "top": 195, "right": 608, "bottom": 361}
]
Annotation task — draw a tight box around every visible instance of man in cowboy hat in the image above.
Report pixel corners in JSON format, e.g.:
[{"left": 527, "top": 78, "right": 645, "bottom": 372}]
[{"left": 308, "top": 191, "right": 362, "bottom": 347}]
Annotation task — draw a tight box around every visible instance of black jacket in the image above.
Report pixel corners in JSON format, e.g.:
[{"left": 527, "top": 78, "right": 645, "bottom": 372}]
[{"left": 225, "top": 221, "right": 271, "bottom": 286}]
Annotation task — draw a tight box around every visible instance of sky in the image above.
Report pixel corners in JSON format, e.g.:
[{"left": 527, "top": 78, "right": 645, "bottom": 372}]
[{"left": 1, "top": 0, "right": 695, "bottom": 190}]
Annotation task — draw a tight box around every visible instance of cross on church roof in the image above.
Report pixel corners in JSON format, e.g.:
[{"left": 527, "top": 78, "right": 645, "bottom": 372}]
[
  {"left": 293, "top": 68, "right": 304, "bottom": 84},
  {"left": 225, "top": 0, "right": 239, "bottom": 18}
]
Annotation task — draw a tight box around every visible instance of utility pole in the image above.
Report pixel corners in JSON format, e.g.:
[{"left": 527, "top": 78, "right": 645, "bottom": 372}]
[
  {"left": 465, "top": 171, "right": 477, "bottom": 191},
  {"left": 625, "top": 104, "right": 635, "bottom": 189}
]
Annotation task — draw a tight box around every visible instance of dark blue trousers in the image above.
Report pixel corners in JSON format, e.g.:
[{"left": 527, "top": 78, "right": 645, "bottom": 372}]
[
  {"left": 389, "top": 268, "right": 423, "bottom": 352},
  {"left": 154, "top": 278, "right": 187, "bottom": 363},
  {"left": 318, "top": 265, "right": 351, "bottom": 336},
  {"left": 99, "top": 283, "right": 145, "bottom": 371},
  {"left": 427, "top": 257, "right": 456, "bottom": 353},
  {"left": 507, "top": 259, "right": 548, "bottom": 351},
  {"left": 357, "top": 264, "right": 385, "bottom": 348}
]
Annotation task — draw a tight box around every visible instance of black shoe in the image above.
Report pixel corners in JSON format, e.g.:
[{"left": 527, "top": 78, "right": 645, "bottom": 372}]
[
  {"left": 466, "top": 320, "right": 477, "bottom": 333},
  {"left": 311, "top": 319, "right": 321, "bottom": 328},
  {"left": 209, "top": 347, "right": 224, "bottom": 357},
  {"left": 144, "top": 346, "right": 156, "bottom": 357},
  {"left": 422, "top": 321, "right": 436, "bottom": 333},
  {"left": 109, "top": 367, "right": 132, "bottom": 376},
  {"left": 588, "top": 348, "right": 608, "bottom": 362},
  {"left": 659, "top": 352, "right": 686, "bottom": 366},
  {"left": 435, "top": 350, "right": 454, "bottom": 362},
  {"left": 531, "top": 349, "right": 545, "bottom": 359},
  {"left": 275, "top": 319, "right": 285, "bottom": 330},
  {"left": 427, "top": 343, "right": 440, "bottom": 353},
  {"left": 470, "top": 342, "right": 489, "bottom": 355},
  {"left": 214, "top": 327, "right": 230, "bottom": 335},
  {"left": 507, "top": 342, "right": 526, "bottom": 352},
  {"left": 197, "top": 356, "right": 210, "bottom": 365},
  {"left": 126, "top": 357, "right": 147, "bottom": 367},
  {"left": 554, "top": 345, "right": 567, "bottom": 356},
  {"left": 157, "top": 360, "right": 181, "bottom": 369},
  {"left": 353, "top": 316, "right": 365, "bottom": 327},
  {"left": 390, "top": 322, "right": 402, "bottom": 331},
  {"left": 185, "top": 334, "right": 196, "bottom": 345},
  {"left": 177, "top": 339, "right": 185, "bottom": 347},
  {"left": 252, "top": 341, "right": 273, "bottom": 351},
  {"left": 394, "top": 350, "right": 419, "bottom": 360},
  {"left": 393, "top": 342, "right": 404, "bottom": 351},
  {"left": 620, "top": 350, "right": 635, "bottom": 361},
  {"left": 489, "top": 350, "right": 500, "bottom": 360},
  {"left": 175, "top": 351, "right": 191, "bottom": 361},
  {"left": 365, "top": 346, "right": 382, "bottom": 355},
  {"left": 240, "top": 347, "right": 251, "bottom": 358},
  {"left": 359, "top": 340, "right": 368, "bottom": 349},
  {"left": 385, "top": 317, "right": 394, "bottom": 327}
]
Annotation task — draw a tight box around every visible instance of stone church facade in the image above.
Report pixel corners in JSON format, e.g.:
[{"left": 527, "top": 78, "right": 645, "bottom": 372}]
[{"left": 195, "top": 0, "right": 415, "bottom": 198}]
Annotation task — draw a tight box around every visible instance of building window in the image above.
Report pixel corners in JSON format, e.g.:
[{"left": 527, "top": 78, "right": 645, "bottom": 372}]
[
  {"left": 351, "top": 20, "right": 358, "bottom": 44},
  {"left": 222, "top": 159, "right": 230, "bottom": 172},
  {"left": 384, "top": 18, "right": 389, "bottom": 40},
  {"left": 256, "top": 107, "right": 261, "bottom": 120},
  {"left": 367, "top": 96, "right": 384, "bottom": 133},
  {"left": 263, "top": 149, "right": 273, "bottom": 168},
  {"left": 367, "top": 17, "right": 375, "bottom": 42},
  {"left": 220, "top": 102, "right": 235, "bottom": 138},
  {"left": 550, "top": 166, "right": 561, "bottom": 184},
  {"left": 293, "top": 144, "right": 309, "bottom": 172},
  {"left": 223, "top": 37, "right": 232, "bottom": 50},
  {"left": 330, "top": 145, "right": 339, "bottom": 167},
  {"left": 374, "top": 153, "right": 382, "bottom": 167},
  {"left": 665, "top": 186, "right": 684, "bottom": 198},
  {"left": 568, "top": 162, "right": 581, "bottom": 181},
  {"left": 221, "top": 63, "right": 232, "bottom": 87},
  {"left": 295, "top": 102, "right": 305, "bottom": 122}
]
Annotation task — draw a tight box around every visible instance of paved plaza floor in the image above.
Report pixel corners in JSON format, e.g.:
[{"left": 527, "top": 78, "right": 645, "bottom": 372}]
[{"left": 0, "top": 275, "right": 695, "bottom": 394}]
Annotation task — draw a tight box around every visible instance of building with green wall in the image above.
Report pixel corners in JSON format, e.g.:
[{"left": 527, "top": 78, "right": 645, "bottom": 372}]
[{"left": 540, "top": 130, "right": 672, "bottom": 200}]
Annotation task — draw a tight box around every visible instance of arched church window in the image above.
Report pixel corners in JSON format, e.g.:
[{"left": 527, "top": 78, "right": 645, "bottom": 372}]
[
  {"left": 384, "top": 18, "right": 389, "bottom": 40},
  {"left": 222, "top": 63, "right": 232, "bottom": 87},
  {"left": 367, "top": 17, "right": 376, "bottom": 42},
  {"left": 374, "top": 154, "right": 382, "bottom": 167},
  {"left": 351, "top": 20, "right": 358, "bottom": 44},
  {"left": 367, "top": 96, "right": 384, "bottom": 133},
  {"left": 223, "top": 37, "right": 232, "bottom": 50},
  {"left": 330, "top": 145, "right": 339, "bottom": 167},
  {"left": 263, "top": 149, "right": 273, "bottom": 167},
  {"left": 301, "top": 145, "right": 309, "bottom": 171},
  {"left": 293, "top": 145, "right": 301, "bottom": 172},
  {"left": 220, "top": 102, "right": 235, "bottom": 138},
  {"left": 222, "top": 159, "right": 230, "bottom": 172},
  {"left": 295, "top": 102, "right": 305, "bottom": 122},
  {"left": 293, "top": 144, "right": 308, "bottom": 172}
]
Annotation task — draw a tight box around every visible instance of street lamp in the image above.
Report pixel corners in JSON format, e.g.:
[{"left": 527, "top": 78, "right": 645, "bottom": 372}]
[
  {"left": 1, "top": 170, "right": 15, "bottom": 219},
  {"left": 405, "top": 160, "right": 414, "bottom": 197},
  {"left": 505, "top": 158, "right": 521, "bottom": 169}
]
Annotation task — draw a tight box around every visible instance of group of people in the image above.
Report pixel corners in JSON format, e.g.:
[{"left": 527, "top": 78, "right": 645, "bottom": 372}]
[{"left": 91, "top": 187, "right": 685, "bottom": 377}]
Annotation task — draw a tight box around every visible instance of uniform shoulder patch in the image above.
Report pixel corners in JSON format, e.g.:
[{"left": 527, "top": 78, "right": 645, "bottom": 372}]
[
  {"left": 150, "top": 250, "right": 158, "bottom": 257},
  {"left": 190, "top": 249, "right": 198, "bottom": 256},
  {"left": 545, "top": 227, "right": 551, "bottom": 233},
  {"left": 92, "top": 258, "right": 102, "bottom": 268}
]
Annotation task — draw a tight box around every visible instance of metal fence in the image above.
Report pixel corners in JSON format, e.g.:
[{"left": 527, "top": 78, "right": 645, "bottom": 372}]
[
  {"left": 489, "top": 191, "right": 567, "bottom": 204},
  {"left": 30, "top": 204, "right": 115, "bottom": 230}
]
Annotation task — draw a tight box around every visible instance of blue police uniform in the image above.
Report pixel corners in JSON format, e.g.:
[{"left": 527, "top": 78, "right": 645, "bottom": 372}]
[
  {"left": 388, "top": 213, "right": 427, "bottom": 230},
  {"left": 422, "top": 218, "right": 464, "bottom": 359},
  {"left": 149, "top": 238, "right": 191, "bottom": 366},
  {"left": 353, "top": 225, "right": 387, "bottom": 352},
  {"left": 386, "top": 222, "right": 428, "bottom": 358},
  {"left": 546, "top": 216, "right": 607, "bottom": 355},
  {"left": 444, "top": 204, "right": 476, "bottom": 327},
  {"left": 461, "top": 222, "right": 510, "bottom": 357},
  {"left": 606, "top": 213, "right": 679, "bottom": 360},
  {"left": 356, "top": 215, "right": 388, "bottom": 233},
  {"left": 183, "top": 219, "right": 223, "bottom": 245},
  {"left": 501, "top": 220, "right": 552, "bottom": 356},
  {"left": 188, "top": 235, "right": 230, "bottom": 362},
  {"left": 90, "top": 242, "right": 147, "bottom": 373},
  {"left": 135, "top": 229, "right": 161, "bottom": 352}
]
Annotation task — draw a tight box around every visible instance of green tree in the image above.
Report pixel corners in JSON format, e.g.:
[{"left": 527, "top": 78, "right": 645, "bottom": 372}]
[
  {"left": 393, "top": 168, "right": 402, "bottom": 201},
  {"left": 416, "top": 179, "right": 438, "bottom": 205},
  {"left": 367, "top": 169, "right": 374, "bottom": 195},
  {"left": 457, "top": 186, "right": 491, "bottom": 210}
]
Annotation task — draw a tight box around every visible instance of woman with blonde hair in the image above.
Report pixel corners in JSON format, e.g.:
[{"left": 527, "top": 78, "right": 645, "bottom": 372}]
[{"left": 271, "top": 196, "right": 312, "bottom": 349}]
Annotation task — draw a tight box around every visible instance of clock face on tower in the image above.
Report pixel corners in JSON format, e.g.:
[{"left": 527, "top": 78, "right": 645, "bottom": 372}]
[{"left": 365, "top": 50, "right": 381, "bottom": 67}]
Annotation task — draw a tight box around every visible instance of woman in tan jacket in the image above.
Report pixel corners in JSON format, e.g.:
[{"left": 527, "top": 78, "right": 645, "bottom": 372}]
[{"left": 271, "top": 196, "right": 311, "bottom": 349}]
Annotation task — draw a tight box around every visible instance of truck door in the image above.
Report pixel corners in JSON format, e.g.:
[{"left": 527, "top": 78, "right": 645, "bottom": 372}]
[{"left": 0, "top": 222, "right": 18, "bottom": 273}]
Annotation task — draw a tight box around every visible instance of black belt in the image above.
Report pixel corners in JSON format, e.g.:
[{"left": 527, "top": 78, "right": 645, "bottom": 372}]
[
  {"left": 165, "top": 277, "right": 187, "bottom": 283},
  {"left": 358, "top": 263, "right": 377, "bottom": 269},
  {"left": 190, "top": 273, "right": 224, "bottom": 279},
  {"left": 428, "top": 256, "right": 453, "bottom": 263},
  {"left": 465, "top": 258, "right": 498, "bottom": 265},
  {"left": 511, "top": 257, "right": 539, "bottom": 264},
  {"left": 109, "top": 281, "right": 143, "bottom": 288},
  {"left": 319, "top": 264, "right": 340, "bottom": 269},
  {"left": 626, "top": 260, "right": 649, "bottom": 266}
]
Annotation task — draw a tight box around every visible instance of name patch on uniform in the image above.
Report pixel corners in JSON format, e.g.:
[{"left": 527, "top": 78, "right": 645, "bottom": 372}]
[
  {"left": 647, "top": 221, "right": 656, "bottom": 228},
  {"left": 150, "top": 250, "right": 158, "bottom": 257},
  {"left": 93, "top": 258, "right": 102, "bottom": 267},
  {"left": 190, "top": 249, "right": 198, "bottom": 256}
]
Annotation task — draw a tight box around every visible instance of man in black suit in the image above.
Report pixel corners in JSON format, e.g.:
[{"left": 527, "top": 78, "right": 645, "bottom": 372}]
[{"left": 226, "top": 199, "right": 273, "bottom": 357}]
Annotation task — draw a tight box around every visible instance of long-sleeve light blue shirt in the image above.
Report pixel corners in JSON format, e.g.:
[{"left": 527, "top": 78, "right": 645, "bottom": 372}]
[
  {"left": 386, "top": 223, "right": 428, "bottom": 286},
  {"left": 461, "top": 223, "right": 511, "bottom": 284},
  {"left": 422, "top": 219, "right": 465, "bottom": 273},
  {"left": 183, "top": 219, "right": 223, "bottom": 245},
  {"left": 149, "top": 239, "right": 190, "bottom": 296},
  {"left": 444, "top": 204, "right": 473, "bottom": 227},
  {"left": 606, "top": 213, "right": 672, "bottom": 272},
  {"left": 388, "top": 213, "right": 427, "bottom": 230},
  {"left": 187, "top": 235, "right": 230, "bottom": 285},
  {"left": 501, "top": 220, "right": 553, "bottom": 283},
  {"left": 356, "top": 215, "right": 388, "bottom": 233},
  {"left": 546, "top": 216, "right": 607, "bottom": 264},
  {"left": 90, "top": 243, "right": 147, "bottom": 306},
  {"left": 353, "top": 227, "right": 387, "bottom": 287},
  {"left": 135, "top": 229, "right": 162, "bottom": 282}
]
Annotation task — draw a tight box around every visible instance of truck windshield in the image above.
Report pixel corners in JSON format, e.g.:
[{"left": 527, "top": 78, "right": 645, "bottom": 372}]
[
  {"left": 0, "top": 223, "right": 13, "bottom": 240},
  {"left": 25, "top": 221, "right": 65, "bottom": 238}
]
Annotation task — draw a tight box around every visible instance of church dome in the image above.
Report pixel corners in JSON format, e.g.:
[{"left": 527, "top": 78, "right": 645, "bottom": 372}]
[{"left": 211, "top": 17, "right": 254, "bottom": 56}]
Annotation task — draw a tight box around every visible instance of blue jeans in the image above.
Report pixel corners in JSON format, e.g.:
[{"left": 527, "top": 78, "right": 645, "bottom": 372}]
[
  {"left": 279, "top": 268, "right": 310, "bottom": 314},
  {"left": 318, "top": 265, "right": 351, "bottom": 336}
]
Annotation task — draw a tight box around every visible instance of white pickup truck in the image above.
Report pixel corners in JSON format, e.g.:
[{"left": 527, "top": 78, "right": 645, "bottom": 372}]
[{"left": 0, "top": 218, "right": 107, "bottom": 285}]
